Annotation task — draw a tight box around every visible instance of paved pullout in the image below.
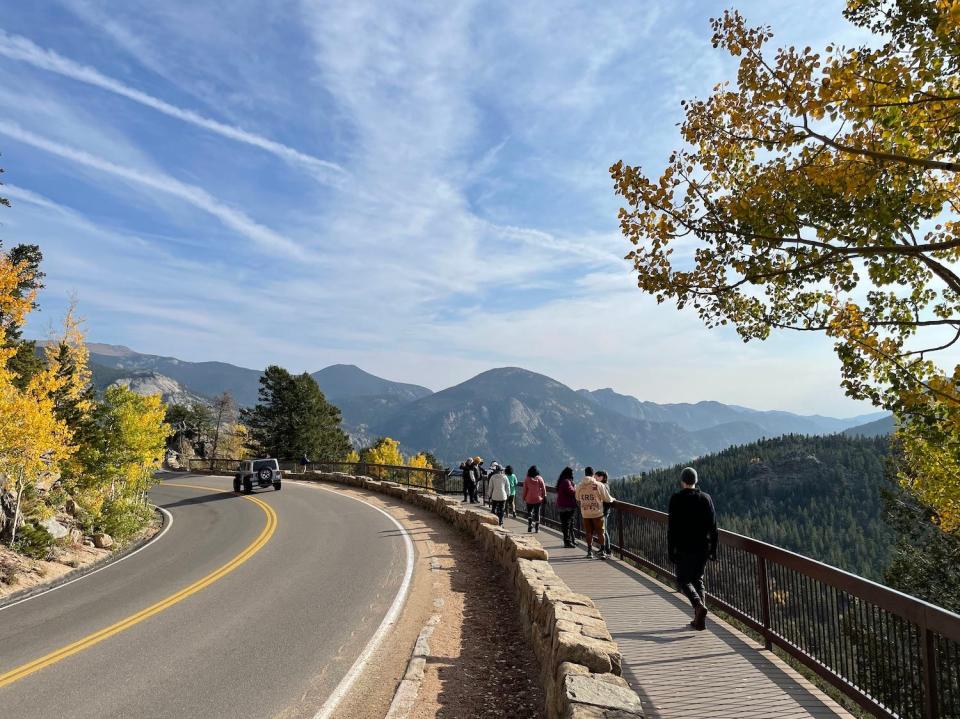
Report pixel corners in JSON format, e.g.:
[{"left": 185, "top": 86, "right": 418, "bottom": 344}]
[{"left": 0, "top": 474, "right": 409, "bottom": 719}]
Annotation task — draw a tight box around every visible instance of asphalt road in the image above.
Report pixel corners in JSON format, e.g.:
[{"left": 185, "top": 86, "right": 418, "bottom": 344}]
[{"left": 0, "top": 474, "right": 409, "bottom": 719}]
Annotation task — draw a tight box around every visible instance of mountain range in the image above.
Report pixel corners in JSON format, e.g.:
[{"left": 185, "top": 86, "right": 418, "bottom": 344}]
[{"left": 75, "top": 343, "right": 890, "bottom": 477}]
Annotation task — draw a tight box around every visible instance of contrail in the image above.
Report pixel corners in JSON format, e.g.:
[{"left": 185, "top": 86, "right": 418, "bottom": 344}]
[
  {"left": 0, "top": 120, "right": 306, "bottom": 259},
  {"left": 0, "top": 29, "right": 345, "bottom": 180}
]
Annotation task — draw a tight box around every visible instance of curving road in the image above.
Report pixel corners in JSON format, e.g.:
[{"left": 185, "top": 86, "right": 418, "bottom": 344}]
[{"left": 0, "top": 474, "right": 411, "bottom": 719}]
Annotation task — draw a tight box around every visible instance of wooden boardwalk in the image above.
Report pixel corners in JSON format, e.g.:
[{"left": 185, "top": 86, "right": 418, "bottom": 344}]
[{"left": 501, "top": 516, "right": 855, "bottom": 719}]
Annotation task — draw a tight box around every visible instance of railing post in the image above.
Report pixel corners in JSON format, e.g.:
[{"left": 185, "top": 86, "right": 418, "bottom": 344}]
[
  {"left": 758, "top": 556, "right": 772, "bottom": 651},
  {"left": 617, "top": 509, "right": 624, "bottom": 560},
  {"left": 922, "top": 621, "right": 940, "bottom": 719}
]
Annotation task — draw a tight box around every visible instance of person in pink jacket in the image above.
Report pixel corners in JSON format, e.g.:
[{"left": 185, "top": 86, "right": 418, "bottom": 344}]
[{"left": 522, "top": 465, "right": 547, "bottom": 533}]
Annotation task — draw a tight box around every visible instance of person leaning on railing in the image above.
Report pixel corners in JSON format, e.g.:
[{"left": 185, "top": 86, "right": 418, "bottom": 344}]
[{"left": 667, "top": 467, "right": 718, "bottom": 631}]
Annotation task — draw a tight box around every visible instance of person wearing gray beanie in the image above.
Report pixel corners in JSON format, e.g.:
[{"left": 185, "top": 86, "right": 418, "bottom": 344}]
[{"left": 668, "top": 466, "right": 718, "bottom": 630}]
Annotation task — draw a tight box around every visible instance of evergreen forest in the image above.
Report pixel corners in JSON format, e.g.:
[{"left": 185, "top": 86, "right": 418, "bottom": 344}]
[{"left": 613, "top": 434, "right": 894, "bottom": 580}]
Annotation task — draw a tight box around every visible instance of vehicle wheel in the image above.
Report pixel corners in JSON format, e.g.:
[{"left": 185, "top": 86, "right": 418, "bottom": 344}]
[
  {"left": 273, "top": 482, "right": 282, "bottom": 491},
  {"left": 243, "top": 478, "right": 253, "bottom": 494},
  {"left": 233, "top": 478, "right": 241, "bottom": 493},
  {"left": 258, "top": 468, "right": 272, "bottom": 482}
]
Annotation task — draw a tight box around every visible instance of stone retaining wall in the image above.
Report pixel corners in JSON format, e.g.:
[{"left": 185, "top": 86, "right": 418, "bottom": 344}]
[{"left": 304, "top": 471, "right": 645, "bottom": 719}]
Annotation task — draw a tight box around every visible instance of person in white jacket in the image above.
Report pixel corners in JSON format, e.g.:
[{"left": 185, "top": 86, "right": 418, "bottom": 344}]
[{"left": 487, "top": 462, "right": 511, "bottom": 526}]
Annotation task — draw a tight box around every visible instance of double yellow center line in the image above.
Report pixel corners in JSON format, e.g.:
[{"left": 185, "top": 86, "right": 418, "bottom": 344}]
[{"left": 0, "top": 484, "right": 277, "bottom": 689}]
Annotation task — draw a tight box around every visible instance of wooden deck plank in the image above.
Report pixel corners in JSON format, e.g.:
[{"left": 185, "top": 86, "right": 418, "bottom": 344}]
[{"left": 501, "top": 516, "right": 855, "bottom": 719}]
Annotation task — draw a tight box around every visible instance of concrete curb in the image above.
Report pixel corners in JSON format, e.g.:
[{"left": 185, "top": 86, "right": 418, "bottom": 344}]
[{"left": 0, "top": 506, "right": 168, "bottom": 611}]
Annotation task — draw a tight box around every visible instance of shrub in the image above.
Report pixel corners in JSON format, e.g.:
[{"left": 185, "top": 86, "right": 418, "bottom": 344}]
[
  {"left": 96, "top": 499, "right": 153, "bottom": 542},
  {"left": 13, "top": 524, "right": 55, "bottom": 559}
]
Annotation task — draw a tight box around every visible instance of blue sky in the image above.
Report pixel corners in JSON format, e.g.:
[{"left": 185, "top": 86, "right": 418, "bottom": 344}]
[{"left": 2, "top": 0, "right": 877, "bottom": 415}]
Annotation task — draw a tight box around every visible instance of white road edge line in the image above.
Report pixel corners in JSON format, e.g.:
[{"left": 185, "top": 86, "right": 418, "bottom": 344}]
[
  {"left": 0, "top": 506, "right": 174, "bottom": 614},
  {"left": 290, "top": 480, "right": 415, "bottom": 719}
]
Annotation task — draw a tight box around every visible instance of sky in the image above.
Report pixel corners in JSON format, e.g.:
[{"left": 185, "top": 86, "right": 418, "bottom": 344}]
[{"left": 1, "top": 0, "right": 882, "bottom": 416}]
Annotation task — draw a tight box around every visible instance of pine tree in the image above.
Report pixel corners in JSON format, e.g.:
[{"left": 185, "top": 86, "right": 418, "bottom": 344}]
[{"left": 240, "top": 366, "right": 350, "bottom": 460}]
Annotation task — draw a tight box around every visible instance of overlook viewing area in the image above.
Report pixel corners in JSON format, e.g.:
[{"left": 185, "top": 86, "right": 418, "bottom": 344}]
[{"left": 195, "top": 459, "right": 960, "bottom": 719}]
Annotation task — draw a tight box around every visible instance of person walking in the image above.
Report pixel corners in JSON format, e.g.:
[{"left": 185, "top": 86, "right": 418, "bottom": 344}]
[
  {"left": 522, "top": 466, "right": 546, "bottom": 533},
  {"left": 575, "top": 466, "right": 612, "bottom": 559},
  {"left": 596, "top": 470, "right": 614, "bottom": 556},
  {"left": 556, "top": 467, "right": 578, "bottom": 548},
  {"left": 487, "top": 462, "right": 510, "bottom": 526},
  {"left": 505, "top": 465, "right": 518, "bottom": 518},
  {"left": 299, "top": 453, "right": 310, "bottom": 474},
  {"left": 462, "top": 459, "right": 478, "bottom": 504},
  {"left": 668, "top": 467, "right": 718, "bottom": 631}
]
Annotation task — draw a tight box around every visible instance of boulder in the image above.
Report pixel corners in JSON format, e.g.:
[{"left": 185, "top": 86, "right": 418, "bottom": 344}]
[
  {"left": 40, "top": 517, "right": 69, "bottom": 540},
  {"left": 92, "top": 532, "right": 114, "bottom": 549}
]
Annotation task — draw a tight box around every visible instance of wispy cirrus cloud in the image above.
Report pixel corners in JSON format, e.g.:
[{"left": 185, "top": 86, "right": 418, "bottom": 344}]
[
  {"left": 0, "top": 29, "right": 344, "bottom": 182},
  {"left": 0, "top": 120, "right": 307, "bottom": 260}
]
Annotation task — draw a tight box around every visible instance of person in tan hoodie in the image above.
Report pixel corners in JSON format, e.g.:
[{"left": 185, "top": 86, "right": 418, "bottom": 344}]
[{"left": 575, "top": 467, "right": 612, "bottom": 559}]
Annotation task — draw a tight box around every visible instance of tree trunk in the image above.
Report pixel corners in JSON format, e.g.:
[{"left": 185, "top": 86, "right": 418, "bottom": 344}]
[{"left": 10, "top": 478, "right": 24, "bottom": 545}]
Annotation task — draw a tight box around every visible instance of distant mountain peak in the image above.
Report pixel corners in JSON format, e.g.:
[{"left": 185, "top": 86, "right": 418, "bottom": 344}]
[
  {"left": 311, "top": 364, "right": 432, "bottom": 402},
  {"left": 86, "top": 342, "right": 139, "bottom": 357}
]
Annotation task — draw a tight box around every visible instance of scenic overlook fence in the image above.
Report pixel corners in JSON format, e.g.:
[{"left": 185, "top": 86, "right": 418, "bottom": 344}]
[
  {"left": 514, "top": 487, "right": 960, "bottom": 719},
  {"left": 185, "top": 458, "right": 960, "bottom": 718},
  {"left": 187, "top": 458, "right": 459, "bottom": 494}
]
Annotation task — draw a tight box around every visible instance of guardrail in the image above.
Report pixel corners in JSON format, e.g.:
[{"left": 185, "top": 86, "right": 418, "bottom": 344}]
[
  {"left": 515, "top": 486, "right": 960, "bottom": 719},
  {"left": 186, "top": 458, "right": 461, "bottom": 495}
]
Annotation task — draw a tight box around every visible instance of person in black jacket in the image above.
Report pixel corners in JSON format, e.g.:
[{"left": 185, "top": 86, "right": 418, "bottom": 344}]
[
  {"left": 462, "top": 459, "right": 478, "bottom": 504},
  {"left": 667, "top": 467, "right": 718, "bottom": 631}
]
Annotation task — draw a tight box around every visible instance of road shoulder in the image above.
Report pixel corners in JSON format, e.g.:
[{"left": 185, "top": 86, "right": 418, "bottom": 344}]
[{"left": 289, "top": 482, "right": 544, "bottom": 719}]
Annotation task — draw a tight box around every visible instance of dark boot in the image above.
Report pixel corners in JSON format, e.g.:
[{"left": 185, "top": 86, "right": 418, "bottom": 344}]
[{"left": 683, "top": 583, "right": 708, "bottom": 630}]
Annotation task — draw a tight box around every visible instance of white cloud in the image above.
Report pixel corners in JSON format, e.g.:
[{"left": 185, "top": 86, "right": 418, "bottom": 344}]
[
  {"left": 0, "top": 29, "right": 345, "bottom": 182},
  {"left": 0, "top": 121, "right": 308, "bottom": 260}
]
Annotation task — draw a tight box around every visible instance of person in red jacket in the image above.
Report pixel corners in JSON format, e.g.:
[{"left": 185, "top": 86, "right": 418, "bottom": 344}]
[
  {"left": 556, "top": 466, "right": 578, "bottom": 548},
  {"left": 522, "top": 465, "right": 547, "bottom": 533}
]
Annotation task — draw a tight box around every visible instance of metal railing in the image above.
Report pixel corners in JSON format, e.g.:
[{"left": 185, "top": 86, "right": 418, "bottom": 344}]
[
  {"left": 515, "top": 486, "right": 960, "bottom": 719},
  {"left": 186, "top": 458, "right": 461, "bottom": 495},
  {"left": 301, "top": 460, "right": 458, "bottom": 494}
]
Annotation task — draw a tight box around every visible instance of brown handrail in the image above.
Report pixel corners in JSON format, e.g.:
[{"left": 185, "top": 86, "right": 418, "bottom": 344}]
[{"left": 525, "top": 485, "right": 960, "bottom": 719}]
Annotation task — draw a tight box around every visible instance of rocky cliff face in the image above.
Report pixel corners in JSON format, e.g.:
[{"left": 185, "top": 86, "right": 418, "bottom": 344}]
[
  {"left": 371, "top": 367, "right": 704, "bottom": 478},
  {"left": 110, "top": 372, "right": 207, "bottom": 407}
]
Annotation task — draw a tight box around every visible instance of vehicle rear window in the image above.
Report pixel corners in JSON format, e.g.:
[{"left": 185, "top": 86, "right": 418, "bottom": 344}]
[{"left": 253, "top": 459, "right": 278, "bottom": 471}]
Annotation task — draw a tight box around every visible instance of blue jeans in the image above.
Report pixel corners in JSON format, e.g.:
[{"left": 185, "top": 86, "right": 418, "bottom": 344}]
[{"left": 602, "top": 508, "right": 612, "bottom": 554}]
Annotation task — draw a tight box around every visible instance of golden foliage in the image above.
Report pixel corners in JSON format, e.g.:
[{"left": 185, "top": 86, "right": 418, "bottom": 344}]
[
  {"left": 362, "top": 437, "right": 404, "bottom": 478},
  {"left": 0, "top": 255, "right": 71, "bottom": 542},
  {"left": 611, "top": 0, "right": 960, "bottom": 532}
]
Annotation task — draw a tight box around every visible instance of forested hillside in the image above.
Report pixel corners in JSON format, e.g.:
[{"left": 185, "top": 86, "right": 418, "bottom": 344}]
[{"left": 612, "top": 434, "right": 893, "bottom": 580}]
